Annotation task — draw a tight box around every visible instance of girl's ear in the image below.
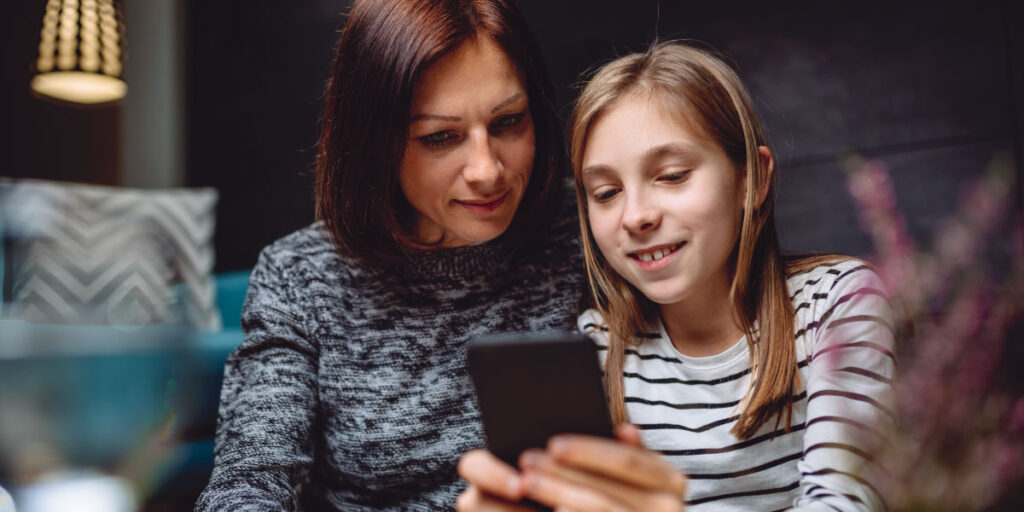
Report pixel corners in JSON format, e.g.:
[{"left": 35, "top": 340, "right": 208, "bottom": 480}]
[{"left": 753, "top": 146, "right": 775, "bottom": 210}]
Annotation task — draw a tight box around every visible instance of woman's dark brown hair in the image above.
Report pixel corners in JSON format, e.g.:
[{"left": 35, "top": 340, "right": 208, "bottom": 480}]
[{"left": 315, "top": 0, "right": 563, "bottom": 265}]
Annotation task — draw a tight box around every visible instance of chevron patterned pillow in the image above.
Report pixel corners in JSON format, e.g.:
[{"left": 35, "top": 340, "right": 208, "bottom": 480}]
[{"left": 0, "top": 179, "right": 221, "bottom": 330}]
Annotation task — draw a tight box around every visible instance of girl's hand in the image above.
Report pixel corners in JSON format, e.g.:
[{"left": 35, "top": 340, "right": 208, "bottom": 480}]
[{"left": 519, "top": 424, "right": 687, "bottom": 512}]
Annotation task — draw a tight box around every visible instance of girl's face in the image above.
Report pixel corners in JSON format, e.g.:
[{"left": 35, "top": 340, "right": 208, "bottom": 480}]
[
  {"left": 580, "top": 95, "right": 745, "bottom": 306},
  {"left": 400, "top": 36, "right": 535, "bottom": 247}
]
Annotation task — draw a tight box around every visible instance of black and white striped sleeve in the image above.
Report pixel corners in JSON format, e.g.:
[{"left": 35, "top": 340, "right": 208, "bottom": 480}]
[{"left": 792, "top": 266, "right": 896, "bottom": 511}]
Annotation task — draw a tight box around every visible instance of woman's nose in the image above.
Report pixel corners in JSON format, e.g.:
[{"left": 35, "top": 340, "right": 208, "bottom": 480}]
[
  {"left": 463, "top": 130, "right": 502, "bottom": 188},
  {"left": 622, "top": 192, "right": 659, "bottom": 233}
]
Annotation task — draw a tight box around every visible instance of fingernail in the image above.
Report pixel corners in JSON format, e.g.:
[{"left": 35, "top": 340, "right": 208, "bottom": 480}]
[
  {"left": 522, "top": 472, "right": 542, "bottom": 491},
  {"left": 506, "top": 474, "right": 521, "bottom": 495},
  {"left": 549, "top": 437, "right": 567, "bottom": 457},
  {"left": 520, "top": 451, "right": 541, "bottom": 468}
]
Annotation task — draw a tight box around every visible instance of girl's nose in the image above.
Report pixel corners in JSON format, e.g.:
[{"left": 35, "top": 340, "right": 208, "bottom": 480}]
[{"left": 621, "top": 191, "right": 659, "bottom": 233}]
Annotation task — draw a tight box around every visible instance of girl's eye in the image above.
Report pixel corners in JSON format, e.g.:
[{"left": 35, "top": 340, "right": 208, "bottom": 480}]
[
  {"left": 419, "top": 131, "right": 457, "bottom": 148},
  {"left": 659, "top": 170, "right": 691, "bottom": 183},
  {"left": 591, "top": 187, "right": 621, "bottom": 203},
  {"left": 490, "top": 113, "right": 525, "bottom": 134}
]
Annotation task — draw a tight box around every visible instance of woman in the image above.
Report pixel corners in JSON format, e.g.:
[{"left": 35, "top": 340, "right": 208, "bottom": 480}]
[
  {"left": 458, "top": 42, "right": 894, "bottom": 511},
  {"left": 195, "top": 1, "right": 583, "bottom": 510}
]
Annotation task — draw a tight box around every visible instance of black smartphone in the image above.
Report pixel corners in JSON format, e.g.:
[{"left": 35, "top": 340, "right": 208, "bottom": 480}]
[{"left": 467, "top": 331, "right": 615, "bottom": 468}]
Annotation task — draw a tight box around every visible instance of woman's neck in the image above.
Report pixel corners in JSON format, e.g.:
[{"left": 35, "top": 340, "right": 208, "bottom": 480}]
[{"left": 659, "top": 272, "right": 745, "bottom": 358}]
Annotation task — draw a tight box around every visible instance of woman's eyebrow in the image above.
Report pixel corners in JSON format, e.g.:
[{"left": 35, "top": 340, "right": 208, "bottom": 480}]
[
  {"left": 410, "top": 113, "right": 460, "bottom": 123},
  {"left": 409, "top": 92, "right": 525, "bottom": 123},
  {"left": 490, "top": 92, "right": 524, "bottom": 113}
]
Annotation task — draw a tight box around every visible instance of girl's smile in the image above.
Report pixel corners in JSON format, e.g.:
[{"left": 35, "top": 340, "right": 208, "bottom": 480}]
[{"left": 627, "top": 240, "right": 686, "bottom": 270}]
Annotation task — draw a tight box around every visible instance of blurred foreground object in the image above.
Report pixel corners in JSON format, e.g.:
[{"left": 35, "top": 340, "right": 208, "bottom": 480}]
[
  {"left": 14, "top": 471, "right": 134, "bottom": 512},
  {"left": 0, "top": 178, "right": 245, "bottom": 509},
  {"left": 30, "top": 0, "right": 126, "bottom": 105},
  {"left": 0, "top": 485, "right": 14, "bottom": 512},
  {"left": 844, "top": 153, "right": 1024, "bottom": 510}
]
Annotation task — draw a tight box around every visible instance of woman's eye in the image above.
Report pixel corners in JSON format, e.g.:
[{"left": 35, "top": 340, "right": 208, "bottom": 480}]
[
  {"left": 419, "top": 131, "right": 456, "bottom": 148},
  {"left": 490, "top": 113, "right": 525, "bottom": 134},
  {"left": 659, "top": 170, "right": 691, "bottom": 183}
]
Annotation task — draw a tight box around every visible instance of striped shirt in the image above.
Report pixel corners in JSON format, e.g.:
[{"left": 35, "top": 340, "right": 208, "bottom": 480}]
[{"left": 578, "top": 259, "right": 895, "bottom": 511}]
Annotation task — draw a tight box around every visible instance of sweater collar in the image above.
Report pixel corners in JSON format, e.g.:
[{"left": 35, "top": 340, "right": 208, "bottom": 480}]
[{"left": 388, "top": 232, "right": 525, "bottom": 281}]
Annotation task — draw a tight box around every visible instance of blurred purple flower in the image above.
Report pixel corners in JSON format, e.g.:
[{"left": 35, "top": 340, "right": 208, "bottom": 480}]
[{"left": 843, "top": 153, "right": 1023, "bottom": 511}]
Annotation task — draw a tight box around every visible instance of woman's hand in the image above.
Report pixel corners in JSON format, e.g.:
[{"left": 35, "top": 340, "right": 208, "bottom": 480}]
[
  {"left": 456, "top": 448, "right": 533, "bottom": 511},
  {"left": 519, "top": 424, "right": 686, "bottom": 512}
]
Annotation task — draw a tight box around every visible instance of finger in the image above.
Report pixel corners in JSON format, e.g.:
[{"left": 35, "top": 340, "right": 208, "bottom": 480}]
[
  {"left": 521, "top": 470, "right": 631, "bottom": 512},
  {"left": 458, "top": 449, "right": 524, "bottom": 500},
  {"left": 614, "top": 423, "right": 644, "bottom": 448},
  {"left": 547, "top": 435, "right": 687, "bottom": 495},
  {"left": 521, "top": 450, "right": 678, "bottom": 511},
  {"left": 456, "top": 486, "right": 538, "bottom": 512}
]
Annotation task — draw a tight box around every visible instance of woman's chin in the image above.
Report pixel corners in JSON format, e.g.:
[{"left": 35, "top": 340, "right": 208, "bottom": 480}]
[{"left": 442, "top": 223, "right": 514, "bottom": 247}]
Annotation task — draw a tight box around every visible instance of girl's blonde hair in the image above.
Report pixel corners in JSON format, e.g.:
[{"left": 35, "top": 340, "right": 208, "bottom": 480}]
[{"left": 571, "top": 41, "right": 834, "bottom": 439}]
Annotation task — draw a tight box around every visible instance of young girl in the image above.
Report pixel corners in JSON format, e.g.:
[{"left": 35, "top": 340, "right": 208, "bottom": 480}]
[{"left": 458, "top": 42, "right": 894, "bottom": 511}]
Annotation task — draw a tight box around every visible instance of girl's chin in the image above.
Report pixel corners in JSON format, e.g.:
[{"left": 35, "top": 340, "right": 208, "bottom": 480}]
[{"left": 631, "top": 285, "right": 687, "bottom": 306}]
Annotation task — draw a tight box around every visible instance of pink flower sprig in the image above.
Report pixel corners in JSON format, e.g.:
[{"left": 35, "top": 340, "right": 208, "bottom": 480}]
[{"left": 843, "top": 153, "right": 1024, "bottom": 510}]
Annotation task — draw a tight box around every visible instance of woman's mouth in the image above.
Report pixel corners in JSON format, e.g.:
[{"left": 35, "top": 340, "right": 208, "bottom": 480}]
[{"left": 455, "top": 191, "right": 510, "bottom": 213}]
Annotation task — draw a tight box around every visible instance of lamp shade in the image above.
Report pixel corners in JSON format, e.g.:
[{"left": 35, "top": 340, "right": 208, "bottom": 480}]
[{"left": 30, "top": 0, "right": 126, "bottom": 105}]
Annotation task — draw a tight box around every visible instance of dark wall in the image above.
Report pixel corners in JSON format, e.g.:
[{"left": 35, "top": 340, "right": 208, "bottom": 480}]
[
  {"left": 184, "top": 0, "right": 1024, "bottom": 272},
  {"left": 184, "top": 2, "right": 339, "bottom": 272}
]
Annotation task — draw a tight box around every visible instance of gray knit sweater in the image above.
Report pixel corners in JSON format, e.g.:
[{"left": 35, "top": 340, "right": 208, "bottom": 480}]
[{"left": 195, "top": 202, "right": 585, "bottom": 511}]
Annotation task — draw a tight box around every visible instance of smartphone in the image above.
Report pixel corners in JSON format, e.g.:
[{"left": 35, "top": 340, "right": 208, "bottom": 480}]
[{"left": 467, "top": 331, "right": 615, "bottom": 468}]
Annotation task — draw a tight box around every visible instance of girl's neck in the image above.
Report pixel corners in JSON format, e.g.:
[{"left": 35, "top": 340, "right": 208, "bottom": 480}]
[{"left": 659, "top": 272, "right": 745, "bottom": 358}]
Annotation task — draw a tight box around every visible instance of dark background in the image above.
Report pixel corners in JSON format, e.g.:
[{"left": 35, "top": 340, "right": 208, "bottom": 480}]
[
  {"left": 5, "top": 0, "right": 1022, "bottom": 273},
  {"left": 4, "top": 1, "right": 1024, "bottom": 509},
  {"left": 187, "top": 0, "right": 1024, "bottom": 272}
]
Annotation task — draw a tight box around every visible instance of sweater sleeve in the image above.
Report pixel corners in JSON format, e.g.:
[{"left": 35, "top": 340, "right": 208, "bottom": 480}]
[
  {"left": 195, "top": 247, "right": 319, "bottom": 512},
  {"left": 791, "top": 265, "right": 896, "bottom": 511}
]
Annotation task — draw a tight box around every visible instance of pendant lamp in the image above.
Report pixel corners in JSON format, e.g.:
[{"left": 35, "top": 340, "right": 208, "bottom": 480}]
[{"left": 30, "top": 0, "right": 126, "bottom": 105}]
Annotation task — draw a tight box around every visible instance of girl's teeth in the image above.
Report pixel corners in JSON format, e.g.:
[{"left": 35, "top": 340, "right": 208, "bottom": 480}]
[{"left": 636, "top": 243, "right": 684, "bottom": 263}]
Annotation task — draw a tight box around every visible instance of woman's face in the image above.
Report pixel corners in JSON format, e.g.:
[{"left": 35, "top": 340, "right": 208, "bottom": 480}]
[
  {"left": 580, "top": 95, "right": 744, "bottom": 306},
  {"left": 400, "top": 36, "right": 535, "bottom": 247}
]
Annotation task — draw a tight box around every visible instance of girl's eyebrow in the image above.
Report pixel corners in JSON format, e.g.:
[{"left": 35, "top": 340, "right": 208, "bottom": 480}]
[
  {"left": 582, "top": 142, "right": 699, "bottom": 177},
  {"left": 581, "top": 164, "right": 614, "bottom": 178},
  {"left": 640, "top": 142, "right": 699, "bottom": 166},
  {"left": 409, "top": 92, "right": 525, "bottom": 123}
]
